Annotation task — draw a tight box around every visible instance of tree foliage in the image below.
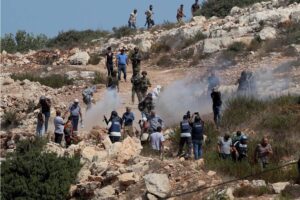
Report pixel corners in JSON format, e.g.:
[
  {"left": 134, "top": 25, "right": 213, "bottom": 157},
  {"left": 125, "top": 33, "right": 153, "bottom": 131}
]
[{"left": 1, "top": 138, "right": 81, "bottom": 200}]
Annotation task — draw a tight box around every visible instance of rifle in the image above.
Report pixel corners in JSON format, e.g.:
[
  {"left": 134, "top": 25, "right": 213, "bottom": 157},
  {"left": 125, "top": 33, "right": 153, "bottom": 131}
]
[{"left": 103, "top": 115, "right": 109, "bottom": 125}]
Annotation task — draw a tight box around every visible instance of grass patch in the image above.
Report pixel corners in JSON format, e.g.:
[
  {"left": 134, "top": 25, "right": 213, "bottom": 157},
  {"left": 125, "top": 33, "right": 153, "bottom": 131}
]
[
  {"left": 156, "top": 55, "right": 174, "bottom": 67},
  {"left": 112, "top": 26, "right": 136, "bottom": 39},
  {"left": 92, "top": 72, "right": 107, "bottom": 85},
  {"left": 1, "top": 110, "right": 20, "bottom": 128},
  {"left": 1, "top": 138, "right": 81, "bottom": 200},
  {"left": 11, "top": 73, "right": 74, "bottom": 88},
  {"left": 233, "top": 186, "right": 273, "bottom": 197}
]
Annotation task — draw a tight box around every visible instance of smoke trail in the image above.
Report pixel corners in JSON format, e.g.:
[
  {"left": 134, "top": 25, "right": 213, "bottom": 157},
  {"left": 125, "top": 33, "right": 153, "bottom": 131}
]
[
  {"left": 155, "top": 78, "right": 212, "bottom": 127},
  {"left": 83, "top": 90, "right": 122, "bottom": 130}
]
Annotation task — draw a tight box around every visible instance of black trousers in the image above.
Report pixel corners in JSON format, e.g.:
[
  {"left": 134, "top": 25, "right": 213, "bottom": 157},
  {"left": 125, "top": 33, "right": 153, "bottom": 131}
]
[
  {"left": 178, "top": 137, "right": 192, "bottom": 156},
  {"left": 54, "top": 133, "right": 63, "bottom": 144},
  {"left": 109, "top": 136, "right": 121, "bottom": 143}
]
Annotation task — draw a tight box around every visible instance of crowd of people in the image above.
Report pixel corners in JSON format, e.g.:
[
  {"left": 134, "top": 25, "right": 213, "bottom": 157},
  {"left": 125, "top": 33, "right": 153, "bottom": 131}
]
[{"left": 126, "top": 0, "right": 202, "bottom": 30}]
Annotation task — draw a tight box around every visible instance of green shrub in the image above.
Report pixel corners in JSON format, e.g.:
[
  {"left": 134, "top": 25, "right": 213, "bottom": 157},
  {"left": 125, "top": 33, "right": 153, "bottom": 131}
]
[
  {"left": 1, "top": 138, "right": 81, "bottom": 200},
  {"left": 112, "top": 26, "right": 136, "bottom": 39},
  {"left": 92, "top": 72, "right": 107, "bottom": 84},
  {"left": 228, "top": 42, "right": 247, "bottom": 52},
  {"left": 1, "top": 31, "right": 48, "bottom": 53},
  {"left": 1, "top": 110, "right": 20, "bottom": 128},
  {"left": 156, "top": 55, "right": 174, "bottom": 67},
  {"left": 11, "top": 73, "right": 74, "bottom": 88},
  {"left": 88, "top": 54, "right": 102, "bottom": 65},
  {"left": 47, "top": 29, "right": 109, "bottom": 48}
]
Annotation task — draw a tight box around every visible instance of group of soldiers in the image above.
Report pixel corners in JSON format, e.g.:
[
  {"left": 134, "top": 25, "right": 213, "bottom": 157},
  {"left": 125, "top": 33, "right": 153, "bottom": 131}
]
[{"left": 127, "top": 0, "right": 202, "bottom": 29}]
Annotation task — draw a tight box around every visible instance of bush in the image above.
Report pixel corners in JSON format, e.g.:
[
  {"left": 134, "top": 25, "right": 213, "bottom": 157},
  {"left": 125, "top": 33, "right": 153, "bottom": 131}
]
[
  {"left": 1, "top": 110, "right": 20, "bottom": 128},
  {"left": 112, "top": 26, "right": 136, "bottom": 39},
  {"left": 1, "top": 138, "right": 81, "bottom": 200},
  {"left": 92, "top": 72, "right": 107, "bottom": 84},
  {"left": 151, "top": 42, "right": 171, "bottom": 53},
  {"left": 228, "top": 42, "right": 247, "bottom": 52},
  {"left": 88, "top": 53, "right": 102, "bottom": 65},
  {"left": 1, "top": 31, "right": 48, "bottom": 53},
  {"left": 156, "top": 55, "right": 174, "bottom": 67},
  {"left": 199, "top": 0, "right": 267, "bottom": 18},
  {"left": 11, "top": 73, "right": 74, "bottom": 88},
  {"left": 47, "top": 29, "right": 109, "bottom": 49}
]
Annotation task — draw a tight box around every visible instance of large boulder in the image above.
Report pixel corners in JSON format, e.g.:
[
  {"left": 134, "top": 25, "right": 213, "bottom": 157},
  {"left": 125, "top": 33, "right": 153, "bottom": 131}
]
[
  {"left": 259, "top": 27, "right": 277, "bottom": 40},
  {"left": 144, "top": 173, "right": 170, "bottom": 198},
  {"left": 191, "top": 16, "right": 206, "bottom": 25},
  {"left": 137, "top": 39, "right": 153, "bottom": 52},
  {"left": 108, "top": 137, "right": 142, "bottom": 163},
  {"left": 81, "top": 146, "right": 108, "bottom": 163},
  {"left": 68, "top": 51, "right": 90, "bottom": 65},
  {"left": 118, "top": 172, "right": 139, "bottom": 187},
  {"left": 230, "top": 6, "right": 242, "bottom": 16},
  {"left": 44, "top": 142, "right": 65, "bottom": 157}
]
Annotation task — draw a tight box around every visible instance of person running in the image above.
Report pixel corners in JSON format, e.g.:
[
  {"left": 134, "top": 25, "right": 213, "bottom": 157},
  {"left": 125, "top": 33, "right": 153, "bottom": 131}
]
[
  {"left": 64, "top": 116, "right": 73, "bottom": 148},
  {"left": 211, "top": 87, "right": 222, "bottom": 129},
  {"left": 217, "top": 133, "right": 232, "bottom": 159},
  {"left": 191, "top": 0, "right": 200, "bottom": 16},
  {"left": 128, "top": 9, "right": 138, "bottom": 29},
  {"left": 178, "top": 115, "right": 192, "bottom": 159},
  {"left": 232, "top": 135, "right": 248, "bottom": 161},
  {"left": 150, "top": 126, "right": 165, "bottom": 160},
  {"left": 130, "top": 47, "right": 142, "bottom": 76},
  {"left": 191, "top": 116, "right": 204, "bottom": 160},
  {"left": 254, "top": 137, "right": 273, "bottom": 169},
  {"left": 36, "top": 112, "right": 45, "bottom": 137},
  {"left": 131, "top": 73, "right": 142, "bottom": 104},
  {"left": 140, "top": 71, "right": 152, "bottom": 99},
  {"left": 122, "top": 107, "right": 135, "bottom": 138},
  {"left": 105, "top": 111, "right": 123, "bottom": 143},
  {"left": 54, "top": 110, "right": 64, "bottom": 145},
  {"left": 116, "top": 48, "right": 128, "bottom": 81},
  {"left": 64, "top": 99, "right": 83, "bottom": 133},
  {"left": 38, "top": 95, "right": 51, "bottom": 133},
  {"left": 106, "top": 47, "right": 114, "bottom": 76},
  {"left": 107, "top": 70, "right": 119, "bottom": 92},
  {"left": 145, "top": 5, "right": 154, "bottom": 29},
  {"left": 176, "top": 4, "right": 186, "bottom": 23}
]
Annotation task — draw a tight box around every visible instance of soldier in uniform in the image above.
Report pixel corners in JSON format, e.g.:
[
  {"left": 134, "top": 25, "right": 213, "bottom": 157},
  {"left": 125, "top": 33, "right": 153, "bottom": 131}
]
[
  {"left": 130, "top": 47, "right": 142, "bottom": 76},
  {"left": 131, "top": 73, "right": 142, "bottom": 104},
  {"left": 138, "top": 93, "right": 155, "bottom": 119},
  {"left": 140, "top": 71, "right": 152, "bottom": 99}
]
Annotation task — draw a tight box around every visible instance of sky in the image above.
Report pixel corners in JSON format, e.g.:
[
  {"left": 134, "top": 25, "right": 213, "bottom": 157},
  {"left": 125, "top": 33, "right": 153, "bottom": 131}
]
[{"left": 1, "top": 0, "right": 201, "bottom": 37}]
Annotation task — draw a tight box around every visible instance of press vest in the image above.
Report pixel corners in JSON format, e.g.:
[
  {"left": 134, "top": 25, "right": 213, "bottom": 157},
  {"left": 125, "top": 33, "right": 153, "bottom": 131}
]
[
  {"left": 180, "top": 120, "right": 191, "bottom": 137},
  {"left": 192, "top": 122, "right": 203, "bottom": 141}
]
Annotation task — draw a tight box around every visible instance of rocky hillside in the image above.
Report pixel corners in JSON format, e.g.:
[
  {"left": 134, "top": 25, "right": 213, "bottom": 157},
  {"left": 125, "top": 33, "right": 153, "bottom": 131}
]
[{"left": 1, "top": 1, "right": 300, "bottom": 200}]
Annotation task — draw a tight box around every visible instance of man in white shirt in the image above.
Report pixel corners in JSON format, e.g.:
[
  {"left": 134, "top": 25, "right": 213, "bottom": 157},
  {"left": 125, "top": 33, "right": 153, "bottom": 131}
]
[
  {"left": 150, "top": 127, "right": 165, "bottom": 160},
  {"left": 128, "top": 9, "right": 137, "bottom": 29},
  {"left": 54, "top": 110, "right": 64, "bottom": 145}
]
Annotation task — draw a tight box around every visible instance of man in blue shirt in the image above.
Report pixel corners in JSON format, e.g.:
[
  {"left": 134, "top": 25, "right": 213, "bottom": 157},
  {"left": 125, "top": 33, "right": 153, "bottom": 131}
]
[
  {"left": 122, "top": 107, "right": 135, "bottom": 138},
  {"left": 116, "top": 48, "right": 129, "bottom": 81}
]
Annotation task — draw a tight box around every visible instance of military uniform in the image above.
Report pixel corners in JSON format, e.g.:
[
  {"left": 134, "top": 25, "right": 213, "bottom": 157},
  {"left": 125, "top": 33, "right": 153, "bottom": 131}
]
[
  {"left": 131, "top": 74, "right": 143, "bottom": 103},
  {"left": 131, "top": 52, "right": 142, "bottom": 76},
  {"left": 140, "top": 76, "right": 151, "bottom": 98},
  {"left": 138, "top": 96, "right": 154, "bottom": 118}
]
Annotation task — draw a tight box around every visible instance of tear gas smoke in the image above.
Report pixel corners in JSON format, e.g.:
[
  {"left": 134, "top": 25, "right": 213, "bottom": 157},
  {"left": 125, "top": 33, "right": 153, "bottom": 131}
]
[{"left": 83, "top": 90, "right": 122, "bottom": 130}]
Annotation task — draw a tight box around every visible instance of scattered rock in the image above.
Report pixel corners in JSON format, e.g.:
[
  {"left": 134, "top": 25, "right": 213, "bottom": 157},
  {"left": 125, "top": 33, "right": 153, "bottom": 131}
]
[
  {"left": 144, "top": 173, "right": 170, "bottom": 198},
  {"left": 207, "top": 170, "right": 217, "bottom": 177},
  {"left": 259, "top": 26, "right": 277, "bottom": 40},
  {"left": 146, "top": 193, "right": 158, "bottom": 200},
  {"left": 118, "top": 172, "right": 139, "bottom": 187},
  {"left": 252, "top": 180, "right": 267, "bottom": 187},
  {"left": 93, "top": 185, "right": 116, "bottom": 200},
  {"left": 68, "top": 51, "right": 90, "bottom": 65},
  {"left": 271, "top": 182, "right": 290, "bottom": 194}
]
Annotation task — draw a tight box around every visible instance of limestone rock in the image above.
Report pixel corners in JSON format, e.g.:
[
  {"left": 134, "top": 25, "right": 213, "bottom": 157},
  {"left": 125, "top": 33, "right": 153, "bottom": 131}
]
[
  {"left": 272, "top": 182, "right": 290, "bottom": 194},
  {"left": 93, "top": 185, "right": 116, "bottom": 200},
  {"left": 207, "top": 170, "right": 216, "bottom": 177},
  {"left": 259, "top": 27, "right": 277, "bottom": 40},
  {"left": 44, "top": 142, "right": 65, "bottom": 157},
  {"left": 252, "top": 180, "right": 267, "bottom": 187},
  {"left": 144, "top": 173, "right": 170, "bottom": 198},
  {"left": 118, "top": 172, "right": 139, "bottom": 187},
  {"left": 68, "top": 51, "right": 90, "bottom": 65},
  {"left": 90, "top": 161, "right": 108, "bottom": 176},
  {"left": 230, "top": 6, "right": 242, "bottom": 16},
  {"left": 290, "top": 11, "right": 300, "bottom": 23},
  {"left": 81, "top": 146, "right": 108, "bottom": 162}
]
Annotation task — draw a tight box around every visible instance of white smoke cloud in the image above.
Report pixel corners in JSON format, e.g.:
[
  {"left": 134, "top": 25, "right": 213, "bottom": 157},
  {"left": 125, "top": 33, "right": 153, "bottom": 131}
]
[{"left": 83, "top": 90, "right": 122, "bottom": 130}]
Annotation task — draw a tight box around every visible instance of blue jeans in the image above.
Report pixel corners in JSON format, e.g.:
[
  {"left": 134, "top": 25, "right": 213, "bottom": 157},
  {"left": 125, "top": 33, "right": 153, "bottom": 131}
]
[
  {"left": 118, "top": 64, "right": 127, "bottom": 81},
  {"left": 43, "top": 111, "right": 50, "bottom": 133},
  {"left": 193, "top": 140, "right": 203, "bottom": 160},
  {"left": 71, "top": 116, "right": 79, "bottom": 131},
  {"left": 213, "top": 106, "right": 221, "bottom": 127}
]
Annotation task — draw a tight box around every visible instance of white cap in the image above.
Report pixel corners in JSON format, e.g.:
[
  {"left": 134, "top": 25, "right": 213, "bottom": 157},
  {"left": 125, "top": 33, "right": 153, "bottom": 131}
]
[{"left": 74, "top": 99, "right": 79, "bottom": 103}]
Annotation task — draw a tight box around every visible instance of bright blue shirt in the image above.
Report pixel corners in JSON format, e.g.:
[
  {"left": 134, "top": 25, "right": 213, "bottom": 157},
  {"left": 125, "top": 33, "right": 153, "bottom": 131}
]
[{"left": 117, "top": 53, "right": 128, "bottom": 65}]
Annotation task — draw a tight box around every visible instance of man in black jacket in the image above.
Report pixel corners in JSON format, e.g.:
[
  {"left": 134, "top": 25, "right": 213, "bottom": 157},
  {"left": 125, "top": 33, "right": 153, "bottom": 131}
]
[{"left": 211, "top": 87, "right": 222, "bottom": 129}]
